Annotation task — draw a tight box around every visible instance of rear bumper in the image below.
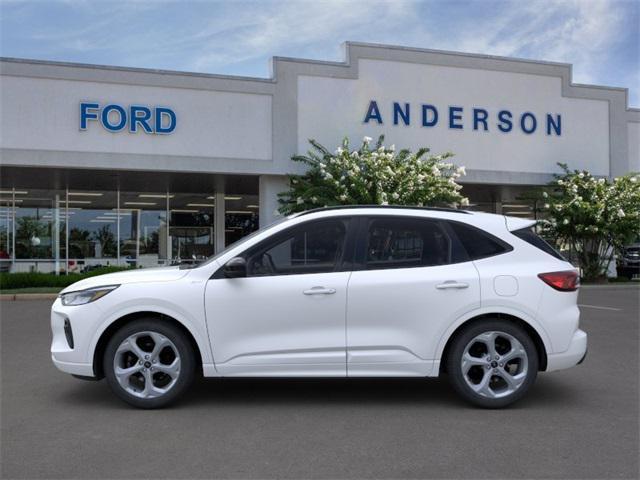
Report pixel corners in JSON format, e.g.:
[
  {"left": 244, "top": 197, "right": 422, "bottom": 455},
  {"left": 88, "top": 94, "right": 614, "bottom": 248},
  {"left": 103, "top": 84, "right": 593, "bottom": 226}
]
[{"left": 546, "top": 329, "right": 588, "bottom": 372}]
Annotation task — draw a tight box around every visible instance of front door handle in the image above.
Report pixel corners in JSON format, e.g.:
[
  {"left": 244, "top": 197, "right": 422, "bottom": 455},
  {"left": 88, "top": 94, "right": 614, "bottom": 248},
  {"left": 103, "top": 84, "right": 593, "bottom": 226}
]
[
  {"left": 436, "top": 281, "right": 469, "bottom": 290},
  {"left": 303, "top": 286, "right": 336, "bottom": 295}
]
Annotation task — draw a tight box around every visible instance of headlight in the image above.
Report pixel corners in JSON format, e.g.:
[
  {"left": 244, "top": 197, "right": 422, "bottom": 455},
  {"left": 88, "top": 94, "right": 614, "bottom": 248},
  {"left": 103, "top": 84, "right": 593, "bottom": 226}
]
[{"left": 60, "top": 285, "right": 119, "bottom": 306}]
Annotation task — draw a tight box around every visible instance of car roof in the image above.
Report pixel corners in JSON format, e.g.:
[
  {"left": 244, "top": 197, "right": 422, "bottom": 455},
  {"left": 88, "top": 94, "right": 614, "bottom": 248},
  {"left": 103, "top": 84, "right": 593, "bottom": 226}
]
[
  {"left": 289, "top": 205, "right": 537, "bottom": 236},
  {"left": 293, "top": 205, "right": 470, "bottom": 217}
]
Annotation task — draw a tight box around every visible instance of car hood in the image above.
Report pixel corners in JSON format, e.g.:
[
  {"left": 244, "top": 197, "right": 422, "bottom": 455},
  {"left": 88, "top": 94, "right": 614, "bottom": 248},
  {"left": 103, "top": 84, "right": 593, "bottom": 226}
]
[{"left": 60, "top": 266, "right": 190, "bottom": 294}]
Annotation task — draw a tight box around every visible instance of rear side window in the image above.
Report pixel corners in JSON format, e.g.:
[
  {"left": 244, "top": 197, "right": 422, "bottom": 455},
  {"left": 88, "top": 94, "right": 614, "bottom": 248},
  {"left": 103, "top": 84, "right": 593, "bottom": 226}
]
[
  {"left": 512, "top": 227, "right": 565, "bottom": 261},
  {"left": 365, "top": 218, "right": 451, "bottom": 269},
  {"left": 448, "top": 221, "right": 513, "bottom": 260}
]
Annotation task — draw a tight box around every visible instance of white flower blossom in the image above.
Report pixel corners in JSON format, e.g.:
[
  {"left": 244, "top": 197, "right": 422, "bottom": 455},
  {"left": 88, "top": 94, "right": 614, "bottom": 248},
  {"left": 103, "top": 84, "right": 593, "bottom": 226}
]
[
  {"left": 296, "top": 197, "right": 304, "bottom": 205},
  {"left": 311, "top": 196, "right": 318, "bottom": 204},
  {"left": 363, "top": 136, "right": 372, "bottom": 144},
  {"left": 456, "top": 166, "right": 466, "bottom": 176},
  {"left": 339, "top": 194, "right": 347, "bottom": 201}
]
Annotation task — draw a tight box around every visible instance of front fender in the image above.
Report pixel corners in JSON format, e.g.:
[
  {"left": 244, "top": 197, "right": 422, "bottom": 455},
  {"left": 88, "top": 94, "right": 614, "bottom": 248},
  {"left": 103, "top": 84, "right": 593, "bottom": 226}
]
[{"left": 88, "top": 298, "right": 215, "bottom": 368}]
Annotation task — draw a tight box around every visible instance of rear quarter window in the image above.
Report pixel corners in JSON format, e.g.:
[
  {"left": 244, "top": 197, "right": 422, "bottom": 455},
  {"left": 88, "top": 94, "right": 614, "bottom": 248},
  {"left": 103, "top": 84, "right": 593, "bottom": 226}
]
[
  {"left": 448, "top": 221, "right": 513, "bottom": 260},
  {"left": 512, "top": 227, "right": 565, "bottom": 261}
]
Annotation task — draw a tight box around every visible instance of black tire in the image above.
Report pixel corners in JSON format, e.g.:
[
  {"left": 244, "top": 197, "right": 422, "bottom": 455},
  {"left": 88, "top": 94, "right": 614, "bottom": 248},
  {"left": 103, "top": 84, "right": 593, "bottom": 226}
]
[
  {"left": 446, "top": 320, "right": 538, "bottom": 408},
  {"left": 103, "top": 318, "right": 196, "bottom": 409}
]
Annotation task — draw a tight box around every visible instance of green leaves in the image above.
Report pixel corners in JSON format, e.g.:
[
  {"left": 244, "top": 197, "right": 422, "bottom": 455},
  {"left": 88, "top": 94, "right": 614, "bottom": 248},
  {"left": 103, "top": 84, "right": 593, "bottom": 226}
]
[
  {"left": 540, "top": 163, "right": 640, "bottom": 280},
  {"left": 278, "top": 135, "right": 467, "bottom": 215}
]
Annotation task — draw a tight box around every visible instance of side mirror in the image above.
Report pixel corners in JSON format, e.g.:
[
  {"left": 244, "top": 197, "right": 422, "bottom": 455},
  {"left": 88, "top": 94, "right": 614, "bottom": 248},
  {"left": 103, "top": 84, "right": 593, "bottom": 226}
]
[{"left": 224, "top": 256, "right": 247, "bottom": 278}]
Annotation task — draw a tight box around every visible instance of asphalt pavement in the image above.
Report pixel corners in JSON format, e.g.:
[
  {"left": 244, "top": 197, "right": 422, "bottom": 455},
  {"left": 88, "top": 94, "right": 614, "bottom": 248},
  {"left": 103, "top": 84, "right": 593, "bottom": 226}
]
[{"left": 1, "top": 286, "right": 638, "bottom": 479}]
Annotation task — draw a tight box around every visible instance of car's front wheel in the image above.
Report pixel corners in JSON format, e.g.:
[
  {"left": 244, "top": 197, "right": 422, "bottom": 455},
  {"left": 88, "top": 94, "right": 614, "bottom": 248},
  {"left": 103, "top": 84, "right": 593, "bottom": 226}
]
[
  {"left": 103, "top": 319, "right": 196, "bottom": 408},
  {"left": 446, "top": 320, "right": 538, "bottom": 408}
]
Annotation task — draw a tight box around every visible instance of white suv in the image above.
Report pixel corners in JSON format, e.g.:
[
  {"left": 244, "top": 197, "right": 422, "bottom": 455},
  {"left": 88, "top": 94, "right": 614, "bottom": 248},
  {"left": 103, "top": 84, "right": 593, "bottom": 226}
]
[{"left": 51, "top": 206, "right": 587, "bottom": 408}]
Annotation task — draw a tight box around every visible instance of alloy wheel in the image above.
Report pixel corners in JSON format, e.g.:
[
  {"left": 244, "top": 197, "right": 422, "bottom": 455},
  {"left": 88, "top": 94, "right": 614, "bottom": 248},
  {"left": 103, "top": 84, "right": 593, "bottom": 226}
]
[
  {"left": 461, "top": 330, "right": 528, "bottom": 399},
  {"left": 113, "top": 331, "right": 181, "bottom": 399}
]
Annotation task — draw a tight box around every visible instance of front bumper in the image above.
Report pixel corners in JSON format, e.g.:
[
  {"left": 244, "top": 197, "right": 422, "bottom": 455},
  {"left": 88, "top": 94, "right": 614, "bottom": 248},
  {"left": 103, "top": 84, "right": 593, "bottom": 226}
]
[
  {"left": 546, "top": 329, "right": 588, "bottom": 372},
  {"left": 51, "top": 298, "right": 101, "bottom": 378},
  {"left": 51, "top": 355, "right": 95, "bottom": 376}
]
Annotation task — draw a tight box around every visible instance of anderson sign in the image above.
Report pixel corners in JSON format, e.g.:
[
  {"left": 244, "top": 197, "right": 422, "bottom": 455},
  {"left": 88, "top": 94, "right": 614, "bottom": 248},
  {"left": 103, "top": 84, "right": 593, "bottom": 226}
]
[{"left": 363, "top": 100, "right": 562, "bottom": 136}]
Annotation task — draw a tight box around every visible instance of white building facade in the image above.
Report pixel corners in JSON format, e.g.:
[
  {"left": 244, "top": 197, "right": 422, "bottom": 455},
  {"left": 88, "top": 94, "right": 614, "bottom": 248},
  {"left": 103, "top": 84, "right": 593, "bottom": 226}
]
[{"left": 1, "top": 42, "right": 638, "bottom": 273}]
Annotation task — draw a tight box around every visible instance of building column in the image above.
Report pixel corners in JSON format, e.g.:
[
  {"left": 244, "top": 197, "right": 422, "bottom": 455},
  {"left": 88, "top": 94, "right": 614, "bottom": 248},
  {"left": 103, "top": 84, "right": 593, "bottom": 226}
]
[
  {"left": 259, "top": 175, "right": 289, "bottom": 228},
  {"left": 214, "top": 191, "right": 225, "bottom": 253}
]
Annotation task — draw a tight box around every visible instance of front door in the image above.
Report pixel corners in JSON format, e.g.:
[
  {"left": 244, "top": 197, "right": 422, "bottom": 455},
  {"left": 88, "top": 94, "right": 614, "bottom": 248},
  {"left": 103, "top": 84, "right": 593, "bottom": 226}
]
[
  {"left": 204, "top": 217, "right": 353, "bottom": 376},
  {"left": 346, "top": 216, "right": 481, "bottom": 376}
]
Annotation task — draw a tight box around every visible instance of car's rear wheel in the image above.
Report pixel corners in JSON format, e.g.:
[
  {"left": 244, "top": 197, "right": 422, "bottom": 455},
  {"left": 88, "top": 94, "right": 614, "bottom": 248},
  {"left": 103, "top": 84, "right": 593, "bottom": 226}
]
[
  {"left": 103, "top": 319, "right": 196, "bottom": 409},
  {"left": 446, "top": 320, "right": 538, "bottom": 408}
]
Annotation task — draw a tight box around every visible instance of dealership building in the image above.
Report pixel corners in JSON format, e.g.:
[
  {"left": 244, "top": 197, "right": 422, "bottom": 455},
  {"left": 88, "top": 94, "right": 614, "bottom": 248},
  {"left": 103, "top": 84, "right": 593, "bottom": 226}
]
[{"left": 0, "top": 42, "right": 638, "bottom": 273}]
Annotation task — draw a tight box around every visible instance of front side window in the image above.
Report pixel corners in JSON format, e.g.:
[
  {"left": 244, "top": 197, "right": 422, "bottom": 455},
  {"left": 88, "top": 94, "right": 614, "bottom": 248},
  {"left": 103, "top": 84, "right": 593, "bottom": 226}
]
[
  {"left": 246, "top": 219, "right": 349, "bottom": 276},
  {"left": 365, "top": 218, "right": 451, "bottom": 270}
]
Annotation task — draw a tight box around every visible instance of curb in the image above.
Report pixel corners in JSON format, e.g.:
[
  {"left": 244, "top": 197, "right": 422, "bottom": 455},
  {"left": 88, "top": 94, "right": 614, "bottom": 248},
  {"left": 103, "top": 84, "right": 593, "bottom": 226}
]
[
  {"left": 1, "top": 293, "right": 59, "bottom": 301},
  {"left": 580, "top": 283, "right": 640, "bottom": 289}
]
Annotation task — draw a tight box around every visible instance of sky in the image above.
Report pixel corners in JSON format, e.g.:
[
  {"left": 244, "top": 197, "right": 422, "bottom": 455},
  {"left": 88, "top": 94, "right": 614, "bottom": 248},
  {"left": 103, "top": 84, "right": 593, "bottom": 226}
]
[{"left": 1, "top": 0, "right": 638, "bottom": 106}]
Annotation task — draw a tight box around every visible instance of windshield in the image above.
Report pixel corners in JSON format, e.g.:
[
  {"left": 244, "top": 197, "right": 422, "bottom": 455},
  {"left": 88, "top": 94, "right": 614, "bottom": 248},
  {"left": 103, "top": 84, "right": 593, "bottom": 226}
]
[{"left": 180, "top": 216, "right": 290, "bottom": 269}]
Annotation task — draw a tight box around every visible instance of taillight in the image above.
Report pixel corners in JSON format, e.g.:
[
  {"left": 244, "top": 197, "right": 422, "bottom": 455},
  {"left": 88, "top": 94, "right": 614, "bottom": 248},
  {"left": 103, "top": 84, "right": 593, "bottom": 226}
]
[{"left": 538, "top": 271, "right": 580, "bottom": 291}]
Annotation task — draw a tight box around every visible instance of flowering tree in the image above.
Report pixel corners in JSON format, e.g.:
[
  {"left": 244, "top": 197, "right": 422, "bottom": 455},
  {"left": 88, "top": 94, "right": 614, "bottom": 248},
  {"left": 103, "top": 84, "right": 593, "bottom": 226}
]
[
  {"left": 540, "top": 163, "right": 640, "bottom": 281},
  {"left": 278, "top": 135, "right": 468, "bottom": 214}
]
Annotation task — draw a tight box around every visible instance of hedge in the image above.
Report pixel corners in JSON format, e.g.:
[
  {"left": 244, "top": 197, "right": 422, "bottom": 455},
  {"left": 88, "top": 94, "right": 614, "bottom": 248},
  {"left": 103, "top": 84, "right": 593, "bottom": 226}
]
[{"left": 0, "top": 266, "right": 132, "bottom": 290}]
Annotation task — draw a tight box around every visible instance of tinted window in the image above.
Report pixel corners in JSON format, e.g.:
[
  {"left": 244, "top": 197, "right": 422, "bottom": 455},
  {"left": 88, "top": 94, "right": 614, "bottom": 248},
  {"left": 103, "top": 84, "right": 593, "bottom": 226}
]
[
  {"left": 512, "top": 226, "right": 565, "bottom": 260},
  {"left": 246, "top": 219, "right": 348, "bottom": 276},
  {"left": 365, "top": 218, "right": 451, "bottom": 269},
  {"left": 448, "top": 221, "right": 513, "bottom": 260}
]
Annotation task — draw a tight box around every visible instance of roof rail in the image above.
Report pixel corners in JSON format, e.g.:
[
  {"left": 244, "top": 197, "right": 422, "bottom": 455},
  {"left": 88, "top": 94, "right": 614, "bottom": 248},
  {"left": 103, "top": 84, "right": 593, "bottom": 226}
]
[{"left": 294, "top": 205, "right": 471, "bottom": 217}]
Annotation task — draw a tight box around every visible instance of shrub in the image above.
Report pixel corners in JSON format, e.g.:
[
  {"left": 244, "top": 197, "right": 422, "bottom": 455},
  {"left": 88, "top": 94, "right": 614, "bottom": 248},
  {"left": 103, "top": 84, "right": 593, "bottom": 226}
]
[
  {"left": 0, "top": 266, "right": 131, "bottom": 290},
  {"left": 278, "top": 135, "right": 468, "bottom": 214},
  {"left": 540, "top": 164, "right": 640, "bottom": 281}
]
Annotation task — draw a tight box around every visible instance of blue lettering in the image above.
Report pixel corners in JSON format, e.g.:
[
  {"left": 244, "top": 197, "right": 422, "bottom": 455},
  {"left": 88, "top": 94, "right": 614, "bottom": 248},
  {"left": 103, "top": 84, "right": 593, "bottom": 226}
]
[
  {"left": 520, "top": 112, "right": 537, "bottom": 134},
  {"left": 473, "top": 108, "right": 489, "bottom": 131},
  {"left": 80, "top": 102, "right": 99, "bottom": 130},
  {"left": 421, "top": 104, "right": 438, "bottom": 127},
  {"left": 393, "top": 102, "right": 410, "bottom": 125},
  {"left": 546, "top": 114, "right": 561, "bottom": 136},
  {"left": 449, "top": 106, "right": 463, "bottom": 129},
  {"left": 155, "top": 107, "right": 176, "bottom": 134},
  {"left": 101, "top": 104, "right": 127, "bottom": 132},
  {"left": 130, "top": 105, "right": 153, "bottom": 133},
  {"left": 497, "top": 110, "right": 513, "bottom": 133},
  {"left": 364, "top": 100, "right": 383, "bottom": 124}
]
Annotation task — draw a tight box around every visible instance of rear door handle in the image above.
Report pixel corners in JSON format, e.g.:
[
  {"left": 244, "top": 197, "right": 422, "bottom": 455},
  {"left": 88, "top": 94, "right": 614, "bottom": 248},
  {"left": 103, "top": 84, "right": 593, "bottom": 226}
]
[
  {"left": 303, "top": 286, "right": 336, "bottom": 295},
  {"left": 436, "top": 281, "right": 469, "bottom": 290}
]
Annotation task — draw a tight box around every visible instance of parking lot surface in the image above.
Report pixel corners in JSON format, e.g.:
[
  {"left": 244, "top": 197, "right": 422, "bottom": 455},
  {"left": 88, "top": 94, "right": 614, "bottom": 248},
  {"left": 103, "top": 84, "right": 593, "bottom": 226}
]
[{"left": 1, "top": 286, "right": 638, "bottom": 479}]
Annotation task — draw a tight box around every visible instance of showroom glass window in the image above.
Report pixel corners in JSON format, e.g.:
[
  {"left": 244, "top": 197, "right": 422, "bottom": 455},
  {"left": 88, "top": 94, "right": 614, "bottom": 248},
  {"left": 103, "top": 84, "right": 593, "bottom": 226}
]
[
  {"left": 246, "top": 219, "right": 348, "bottom": 276},
  {"left": 119, "top": 192, "right": 169, "bottom": 268},
  {"left": 364, "top": 217, "right": 451, "bottom": 269},
  {"left": 0, "top": 191, "right": 15, "bottom": 272},
  {"left": 13, "top": 189, "right": 66, "bottom": 273},
  {"left": 170, "top": 193, "right": 215, "bottom": 263},
  {"left": 66, "top": 190, "right": 118, "bottom": 272},
  {"left": 225, "top": 194, "right": 259, "bottom": 247}
]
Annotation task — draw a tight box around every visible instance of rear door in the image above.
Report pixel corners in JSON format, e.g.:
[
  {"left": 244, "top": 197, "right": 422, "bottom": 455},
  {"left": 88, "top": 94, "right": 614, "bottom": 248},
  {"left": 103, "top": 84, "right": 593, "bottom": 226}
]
[{"left": 346, "top": 215, "right": 481, "bottom": 376}]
